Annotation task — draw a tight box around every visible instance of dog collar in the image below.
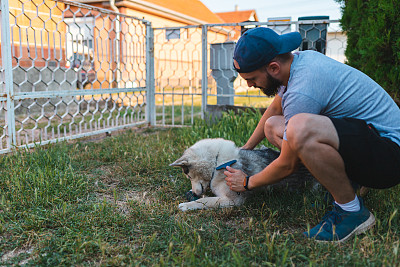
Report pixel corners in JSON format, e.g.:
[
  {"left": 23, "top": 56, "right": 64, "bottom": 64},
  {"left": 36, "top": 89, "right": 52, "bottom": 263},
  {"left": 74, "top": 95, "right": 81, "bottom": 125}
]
[{"left": 216, "top": 160, "right": 237, "bottom": 170}]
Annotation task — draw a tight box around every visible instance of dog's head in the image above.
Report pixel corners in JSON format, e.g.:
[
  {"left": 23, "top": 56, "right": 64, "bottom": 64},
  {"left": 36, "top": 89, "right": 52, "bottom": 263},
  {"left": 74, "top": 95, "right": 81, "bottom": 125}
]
[
  {"left": 170, "top": 149, "right": 214, "bottom": 196},
  {"left": 170, "top": 139, "right": 237, "bottom": 196}
]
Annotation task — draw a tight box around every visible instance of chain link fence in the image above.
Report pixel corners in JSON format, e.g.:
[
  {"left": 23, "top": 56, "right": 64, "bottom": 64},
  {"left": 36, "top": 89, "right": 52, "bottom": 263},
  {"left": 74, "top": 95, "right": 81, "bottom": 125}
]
[{"left": 1, "top": 0, "right": 153, "bottom": 153}]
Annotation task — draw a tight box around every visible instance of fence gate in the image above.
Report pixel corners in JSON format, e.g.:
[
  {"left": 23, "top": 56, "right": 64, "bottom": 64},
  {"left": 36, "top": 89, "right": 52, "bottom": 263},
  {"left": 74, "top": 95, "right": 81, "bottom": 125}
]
[
  {"left": 1, "top": 1, "right": 346, "bottom": 152},
  {"left": 153, "top": 20, "right": 345, "bottom": 127},
  {"left": 0, "top": 0, "right": 153, "bottom": 154}
]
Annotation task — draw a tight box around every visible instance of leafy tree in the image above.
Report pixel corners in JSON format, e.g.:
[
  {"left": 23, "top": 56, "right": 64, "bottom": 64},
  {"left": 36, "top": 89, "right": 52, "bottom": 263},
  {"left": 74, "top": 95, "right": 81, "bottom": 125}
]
[{"left": 336, "top": 0, "right": 400, "bottom": 98}]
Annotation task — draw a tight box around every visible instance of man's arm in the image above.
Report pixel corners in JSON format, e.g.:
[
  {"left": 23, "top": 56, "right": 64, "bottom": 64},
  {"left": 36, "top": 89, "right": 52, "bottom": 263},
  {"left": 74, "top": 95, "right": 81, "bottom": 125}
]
[
  {"left": 242, "top": 94, "right": 283, "bottom": 150},
  {"left": 225, "top": 139, "right": 299, "bottom": 191}
]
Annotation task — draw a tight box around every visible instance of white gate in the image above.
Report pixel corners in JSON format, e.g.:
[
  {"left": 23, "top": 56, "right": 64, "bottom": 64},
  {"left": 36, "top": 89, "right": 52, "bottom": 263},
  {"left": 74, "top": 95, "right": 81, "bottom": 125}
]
[
  {"left": 1, "top": 0, "right": 347, "bottom": 152},
  {"left": 153, "top": 20, "right": 346, "bottom": 126},
  {"left": 0, "top": 0, "right": 155, "bottom": 153}
]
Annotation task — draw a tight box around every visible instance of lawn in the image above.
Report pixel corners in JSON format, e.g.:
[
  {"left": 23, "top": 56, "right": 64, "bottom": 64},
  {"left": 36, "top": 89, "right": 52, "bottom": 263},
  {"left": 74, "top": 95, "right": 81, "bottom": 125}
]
[
  {"left": 0, "top": 110, "right": 399, "bottom": 265},
  {"left": 155, "top": 88, "right": 274, "bottom": 109}
]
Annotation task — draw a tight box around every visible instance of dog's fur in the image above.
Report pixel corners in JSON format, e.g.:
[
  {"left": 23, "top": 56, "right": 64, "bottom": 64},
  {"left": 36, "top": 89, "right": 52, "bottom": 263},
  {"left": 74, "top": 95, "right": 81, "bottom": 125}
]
[{"left": 170, "top": 138, "right": 315, "bottom": 211}]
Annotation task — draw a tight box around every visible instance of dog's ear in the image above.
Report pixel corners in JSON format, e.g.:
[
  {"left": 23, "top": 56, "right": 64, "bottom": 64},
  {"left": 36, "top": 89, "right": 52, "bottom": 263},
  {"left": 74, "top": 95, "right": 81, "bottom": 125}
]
[{"left": 169, "top": 156, "right": 189, "bottom": 167}]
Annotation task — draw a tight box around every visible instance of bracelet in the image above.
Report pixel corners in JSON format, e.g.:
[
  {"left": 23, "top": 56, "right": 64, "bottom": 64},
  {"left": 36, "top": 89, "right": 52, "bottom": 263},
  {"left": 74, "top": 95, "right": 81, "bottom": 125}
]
[{"left": 243, "top": 175, "right": 251, "bottom": 191}]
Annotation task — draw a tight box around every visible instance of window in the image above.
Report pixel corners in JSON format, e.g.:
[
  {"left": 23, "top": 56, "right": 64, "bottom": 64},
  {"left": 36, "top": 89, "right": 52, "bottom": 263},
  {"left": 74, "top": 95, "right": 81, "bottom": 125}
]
[{"left": 166, "top": 28, "right": 180, "bottom": 40}]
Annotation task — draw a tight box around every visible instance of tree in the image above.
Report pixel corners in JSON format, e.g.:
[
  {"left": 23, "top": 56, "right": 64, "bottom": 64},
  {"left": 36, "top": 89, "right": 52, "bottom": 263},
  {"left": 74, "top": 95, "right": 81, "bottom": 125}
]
[{"left": 336, "top": 0, "right": 400, "bottom": 98}]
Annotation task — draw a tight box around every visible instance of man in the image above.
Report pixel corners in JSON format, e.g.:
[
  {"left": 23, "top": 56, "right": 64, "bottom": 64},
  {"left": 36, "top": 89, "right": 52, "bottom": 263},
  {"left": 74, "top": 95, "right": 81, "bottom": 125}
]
[{"left": 224, "top": 27, "right": 400, "bottom": 242}]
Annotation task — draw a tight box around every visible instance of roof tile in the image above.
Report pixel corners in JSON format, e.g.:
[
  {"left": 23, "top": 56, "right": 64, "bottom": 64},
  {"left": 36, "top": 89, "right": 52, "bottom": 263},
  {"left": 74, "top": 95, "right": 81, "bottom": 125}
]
[
  {"left": 216, "top": 10, "right": 257, "bottom": 23},
  {"left": 145, "top": 0, "right": 224, "bottom": 23}
]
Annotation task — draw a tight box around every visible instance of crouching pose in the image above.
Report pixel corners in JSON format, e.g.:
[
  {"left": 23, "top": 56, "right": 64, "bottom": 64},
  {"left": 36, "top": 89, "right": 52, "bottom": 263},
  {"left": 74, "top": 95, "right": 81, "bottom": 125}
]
[{"left": 225, "top": 27, "right": 400, "bottom": 243}]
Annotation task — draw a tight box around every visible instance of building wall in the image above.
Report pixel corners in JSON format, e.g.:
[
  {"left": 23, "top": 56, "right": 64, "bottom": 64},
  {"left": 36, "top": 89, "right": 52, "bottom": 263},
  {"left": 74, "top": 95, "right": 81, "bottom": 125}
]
[
  {"left": 327, "top": 31, "right": 347, "bottom": 63},
  {"left": 4, "top": 0, "right": 66, "bottom": 68},
  {"left": 122, "top": 7, "right": 190, "bottom": 28},
  {"left": 3, "top": 0, "right": 243, "bottom": 94}
]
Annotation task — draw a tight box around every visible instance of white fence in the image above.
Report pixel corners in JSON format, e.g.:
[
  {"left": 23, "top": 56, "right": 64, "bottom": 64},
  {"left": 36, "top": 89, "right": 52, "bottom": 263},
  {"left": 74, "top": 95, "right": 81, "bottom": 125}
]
[
  {"left": 153, "top": 20, "right": 346, "bottom": 126},
  {"left": 0, "top": 0, "right": 154, "bottom": 154},
  {"left": 1, "top": 0, "right": 347, "bottom": 152}
]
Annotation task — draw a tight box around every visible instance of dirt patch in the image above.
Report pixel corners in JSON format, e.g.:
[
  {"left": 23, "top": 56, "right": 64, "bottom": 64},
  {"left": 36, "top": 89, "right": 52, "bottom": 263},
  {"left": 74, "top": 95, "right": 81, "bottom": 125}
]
[
  {"left": 92, "top": 166, "right": 122, "bottom": 186},
  {"left": 78, "top": 125, "right": 164, "bottom": 144},
  {"left": 124, "top": 190, "right": 155, "bottom": 206},
  {"left": 96, "top": 190, "right": 157, "bottom": 215},
  {"left": 224, "top": 217, "right": 250, "bottom": 230},
  {"left": 1, "top": 247, "right": 34, "bottom": 265}
]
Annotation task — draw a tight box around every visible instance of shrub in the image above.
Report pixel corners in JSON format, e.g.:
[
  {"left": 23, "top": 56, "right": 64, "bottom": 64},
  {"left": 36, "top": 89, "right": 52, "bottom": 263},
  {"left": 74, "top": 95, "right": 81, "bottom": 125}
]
[
  {"left": 336, "top": 0, "right": 400, "bottom": 97},
  {"left": 181, "top": 109, "right": 271, "bottom": 147}
]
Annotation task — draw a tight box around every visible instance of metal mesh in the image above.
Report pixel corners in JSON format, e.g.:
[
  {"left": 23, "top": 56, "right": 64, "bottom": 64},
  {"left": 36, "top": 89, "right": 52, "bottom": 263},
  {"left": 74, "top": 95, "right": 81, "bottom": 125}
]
[
  {"left": 153, "top": 25, "right": 203, "bottom": 126},
  {"left": 153, "top": 20, "right": 346, "bottom": 126},
  {"left": 1, "top": 0, "right": 149, "bottom": 152},
  {"left": 0, "top": 101, "right": 9, "bottom": 151},
  {"left": 1, "top": 1, "right": 348, "bottom": 151}
]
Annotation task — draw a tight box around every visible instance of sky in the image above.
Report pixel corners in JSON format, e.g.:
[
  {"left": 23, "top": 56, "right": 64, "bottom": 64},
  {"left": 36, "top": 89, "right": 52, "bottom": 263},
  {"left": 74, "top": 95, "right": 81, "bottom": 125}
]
[{"left": 200, "top": 0, "right": 343, "bottom": 21}]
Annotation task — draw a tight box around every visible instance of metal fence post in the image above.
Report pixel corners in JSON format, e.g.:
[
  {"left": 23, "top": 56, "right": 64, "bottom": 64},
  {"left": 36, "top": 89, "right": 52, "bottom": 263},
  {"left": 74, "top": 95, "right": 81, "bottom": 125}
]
[
  {"left": 1, "top": 0, "right": 16, "bottom": 149},
  {"left": 201, "top": 25, "right": 208, "bottom": 119},
  {"left": 145, "top": 21, "right": 156, "bottom": 126}
]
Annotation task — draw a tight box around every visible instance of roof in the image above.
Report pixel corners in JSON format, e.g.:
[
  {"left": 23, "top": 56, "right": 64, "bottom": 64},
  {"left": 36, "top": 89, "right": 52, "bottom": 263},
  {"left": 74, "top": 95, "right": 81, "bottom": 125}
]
[
  {"left": 135, "top": 0, "right": 224, "bottom": 23},
  {"left": 77, "top": 0, "right": 224, "bottom": 24},
  {"left": 216, "top": 10, "right": 258, "bottom": 23}
]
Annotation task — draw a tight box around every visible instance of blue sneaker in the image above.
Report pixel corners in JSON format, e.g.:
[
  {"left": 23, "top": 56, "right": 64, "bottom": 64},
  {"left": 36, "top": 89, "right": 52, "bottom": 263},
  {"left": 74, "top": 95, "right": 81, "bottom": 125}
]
[{"left": 304, "top": 198, "right": 375, "bottom": 243}]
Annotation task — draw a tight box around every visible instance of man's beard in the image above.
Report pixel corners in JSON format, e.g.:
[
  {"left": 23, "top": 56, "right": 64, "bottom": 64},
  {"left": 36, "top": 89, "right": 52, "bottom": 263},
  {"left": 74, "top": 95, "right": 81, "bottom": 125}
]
[{"left": 259, "top": 72, "right": 283, "bottom": 97}]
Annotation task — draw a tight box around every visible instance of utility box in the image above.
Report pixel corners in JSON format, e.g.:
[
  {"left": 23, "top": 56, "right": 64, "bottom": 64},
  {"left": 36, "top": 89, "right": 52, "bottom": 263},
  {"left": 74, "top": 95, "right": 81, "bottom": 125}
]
[
  {"left": 298, "top": 16, "right": 329, "bottom": 54},
  {"left": 210, "top": 42, "right": 237, "bottom": 105}
]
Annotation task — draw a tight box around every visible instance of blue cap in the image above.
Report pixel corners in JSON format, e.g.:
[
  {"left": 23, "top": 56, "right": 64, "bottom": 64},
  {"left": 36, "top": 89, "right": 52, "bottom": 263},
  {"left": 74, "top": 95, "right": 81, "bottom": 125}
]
[{"left": 233, "top": 27, "right": 302, "bottom": 73}]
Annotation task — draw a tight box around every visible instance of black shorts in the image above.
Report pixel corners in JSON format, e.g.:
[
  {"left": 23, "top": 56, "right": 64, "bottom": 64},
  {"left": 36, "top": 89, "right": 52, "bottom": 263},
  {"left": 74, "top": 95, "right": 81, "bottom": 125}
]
[{"left": 330, "top": 117, "right": 400, "bottom": 189}]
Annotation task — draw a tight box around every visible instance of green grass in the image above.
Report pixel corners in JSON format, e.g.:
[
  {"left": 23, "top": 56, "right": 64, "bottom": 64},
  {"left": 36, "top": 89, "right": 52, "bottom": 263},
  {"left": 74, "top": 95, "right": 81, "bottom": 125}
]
[
  {"left": 0, "top": 110, "right": 399, "bottom": 265},
  {"left": 155, "top": 89, "right": 273, "bottom": 109},
  {"left": 156, "top": 105, "right": 202, "bottom": 125}
]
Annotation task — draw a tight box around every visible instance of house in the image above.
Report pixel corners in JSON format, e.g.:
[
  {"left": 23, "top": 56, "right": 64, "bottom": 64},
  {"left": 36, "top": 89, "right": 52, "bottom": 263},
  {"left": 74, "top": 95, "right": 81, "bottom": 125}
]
[
  {"left": 6, "top": 0, "right": 67, "bottom": 69},
  {"left": 216, "top": 6, "right": 259, "bottom": 39},
  {"left": 66, "top": 0, "right": 228, "bottom": 90},
  {"left": 79, "top": 0, "right": 223, "bottom": 27},
  {"left": 4, "top": 0, "right": 226, "bottom": 85},
  {"left": 113, "top": 0, "right": 223, "bottom": 26},
  {"left": 4, "top": 0, "right": 77, "bottom": 95},
  {"left": 216, "top": 7, "right": 258, "bottom": 23}
]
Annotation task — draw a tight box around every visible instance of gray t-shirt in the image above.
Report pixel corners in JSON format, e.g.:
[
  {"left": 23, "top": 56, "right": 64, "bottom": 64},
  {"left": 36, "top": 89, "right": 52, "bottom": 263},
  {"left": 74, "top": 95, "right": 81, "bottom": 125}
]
[{"left": 281, "top": 50, "right": 400, "bottom": 146}]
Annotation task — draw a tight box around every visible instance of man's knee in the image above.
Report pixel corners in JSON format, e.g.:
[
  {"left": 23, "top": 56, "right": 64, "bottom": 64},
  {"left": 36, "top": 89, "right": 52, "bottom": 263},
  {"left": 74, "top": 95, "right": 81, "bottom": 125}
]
[
  {"left": 264, "top": 116, "right": 284, "bottom": 141},
  {"left": 264, "top": 116, "right": 284, "bottom": 135},
  {"left": 286, "top": 113, "right": 319, "bottom": 152}
]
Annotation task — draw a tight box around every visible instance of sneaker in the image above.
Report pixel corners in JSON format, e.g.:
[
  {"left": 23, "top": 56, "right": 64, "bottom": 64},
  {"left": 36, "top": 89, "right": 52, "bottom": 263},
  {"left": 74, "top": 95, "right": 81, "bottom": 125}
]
[{"left": 304, "top": 198, "right": 375, "bottom": 243}]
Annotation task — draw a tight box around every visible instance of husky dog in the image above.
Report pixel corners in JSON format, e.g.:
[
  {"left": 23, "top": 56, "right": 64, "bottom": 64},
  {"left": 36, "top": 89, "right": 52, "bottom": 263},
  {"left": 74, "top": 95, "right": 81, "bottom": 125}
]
[{"left": 170, "top": 138, "right": 314, "bottom": 211}]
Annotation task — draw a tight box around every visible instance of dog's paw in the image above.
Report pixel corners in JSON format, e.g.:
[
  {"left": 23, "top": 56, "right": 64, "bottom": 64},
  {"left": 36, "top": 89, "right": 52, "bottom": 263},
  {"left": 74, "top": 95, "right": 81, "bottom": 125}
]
[
  {"left": 178, "top": 202, "right": 200, "bottom": 211},
  {"left": 178, "top": 202, "right": 191, "bottom": 211}
]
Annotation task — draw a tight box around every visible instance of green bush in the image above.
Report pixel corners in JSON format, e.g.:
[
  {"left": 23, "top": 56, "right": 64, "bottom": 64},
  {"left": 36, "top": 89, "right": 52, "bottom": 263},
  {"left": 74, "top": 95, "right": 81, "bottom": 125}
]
[{"left": 336, "top": 0, "right": 400, "bottom": 97}]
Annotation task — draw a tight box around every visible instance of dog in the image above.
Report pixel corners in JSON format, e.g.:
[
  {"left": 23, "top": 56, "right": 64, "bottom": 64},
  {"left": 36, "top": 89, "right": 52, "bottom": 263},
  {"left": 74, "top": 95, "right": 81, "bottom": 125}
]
[{"left": 170, "top": 138, "right": 314, "bottom": 211}]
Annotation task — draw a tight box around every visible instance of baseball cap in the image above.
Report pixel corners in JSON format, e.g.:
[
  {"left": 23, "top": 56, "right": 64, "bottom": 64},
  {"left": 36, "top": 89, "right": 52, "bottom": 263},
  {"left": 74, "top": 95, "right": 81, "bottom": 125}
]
[{"left": 233, "top": 27, "right": 302, "bottom": 73}]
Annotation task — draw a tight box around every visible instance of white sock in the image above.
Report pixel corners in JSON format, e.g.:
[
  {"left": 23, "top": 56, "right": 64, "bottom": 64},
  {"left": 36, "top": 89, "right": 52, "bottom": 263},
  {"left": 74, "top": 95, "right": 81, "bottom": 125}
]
[{"left": 335, "top": 195, "right": 360, "bottom": 212}]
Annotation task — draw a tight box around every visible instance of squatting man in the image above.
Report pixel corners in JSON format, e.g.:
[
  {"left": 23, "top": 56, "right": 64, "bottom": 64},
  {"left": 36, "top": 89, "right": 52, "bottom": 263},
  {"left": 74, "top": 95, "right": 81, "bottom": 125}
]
[{"left": 224, "top": 27, "right": 400, "bottom": 242}]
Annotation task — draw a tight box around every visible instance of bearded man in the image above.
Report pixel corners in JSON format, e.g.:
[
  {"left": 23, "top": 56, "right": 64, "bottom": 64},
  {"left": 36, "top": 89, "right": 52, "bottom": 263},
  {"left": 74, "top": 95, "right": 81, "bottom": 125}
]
[{"left": 224, "top": 27, "right": 400, "bottom": 242}]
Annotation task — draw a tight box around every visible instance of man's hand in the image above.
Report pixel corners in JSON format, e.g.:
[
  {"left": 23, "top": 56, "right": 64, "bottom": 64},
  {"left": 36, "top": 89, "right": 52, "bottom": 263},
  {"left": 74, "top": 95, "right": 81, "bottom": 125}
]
[
  {"left": 224, "top": 166, "right": 247, "bottom": 192},
  {"left": 240, "top": 144, "right": 253, "bottom": 150}
]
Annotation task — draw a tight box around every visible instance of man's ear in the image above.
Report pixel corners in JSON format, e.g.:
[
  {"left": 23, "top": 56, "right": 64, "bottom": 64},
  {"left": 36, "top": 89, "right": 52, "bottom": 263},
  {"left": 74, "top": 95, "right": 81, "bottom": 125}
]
[
  {"left": 267, "top": 61, "right": 281, "bottom": 75},
  {"left": 169, "top": 156, "right": 189, "bottom": 167}
]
